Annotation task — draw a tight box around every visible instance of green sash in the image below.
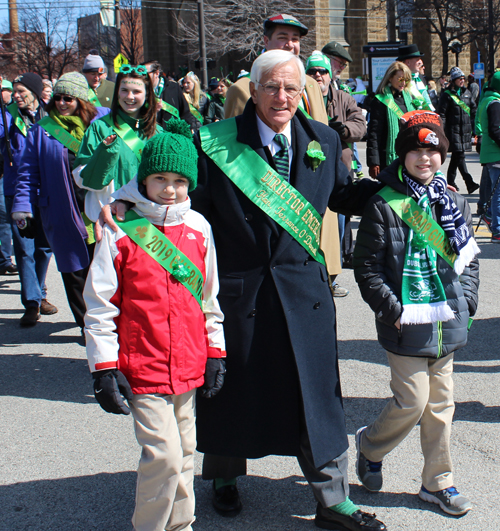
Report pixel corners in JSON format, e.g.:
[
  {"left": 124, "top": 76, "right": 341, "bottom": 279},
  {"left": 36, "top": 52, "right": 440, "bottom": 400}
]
[
  {"left": 7, "top": 103, "right": 27, "bottom": 136},
  {"left": 88, "top": 89, "right": 102, "bottom": 107},
  {"left": 38, "top": 116, "right": 81, "bottom": 154},
  {"left": 158, "top": 98, "right": 180, "bottom": 119},
  {"left": 189, "top": 103, "right": 203, "bottom": 124},
  {"left": 445, "top": 90, "right": 470, "bottom": 115},
  {"left": 377, "top": 184, "right": 457, "bottom": 267},
  {"left": 200, "top": 118, "right": 325, "bottom": 265},
  {"left": 101, "top": 113, "right": 145, "bottom": 161},
  {"left": 115, "top": 210, "right": 204, "bottom": 308},
  {"left": 375, "top": 92, "right": 404, "bottom": 118}
]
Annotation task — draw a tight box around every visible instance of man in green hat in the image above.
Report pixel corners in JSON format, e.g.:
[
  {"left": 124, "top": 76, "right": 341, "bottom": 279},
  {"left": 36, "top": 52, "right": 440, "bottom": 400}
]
[
  {"left": 224, "top": 13, "right": 327, "bottom": 124},
  {"left": 397, "top": 44, "right": 435, "bottom": 111},
  {"left": 321, "top": 41, "right": 353, "bottom": 90},
  {"left": 1, "top": 79, "right": 13, "bottom": 105}
]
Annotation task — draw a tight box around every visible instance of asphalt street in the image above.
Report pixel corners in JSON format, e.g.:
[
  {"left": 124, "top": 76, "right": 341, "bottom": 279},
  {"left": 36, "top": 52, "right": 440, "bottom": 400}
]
[{"left": 0, "top": 147, "right": 498, "bottom": 531}]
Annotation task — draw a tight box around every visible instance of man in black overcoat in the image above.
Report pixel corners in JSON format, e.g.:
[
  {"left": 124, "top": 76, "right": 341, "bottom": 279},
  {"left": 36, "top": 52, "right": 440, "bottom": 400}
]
[{"left": 192, "top": 50, "right": 386, "bottom": 531}]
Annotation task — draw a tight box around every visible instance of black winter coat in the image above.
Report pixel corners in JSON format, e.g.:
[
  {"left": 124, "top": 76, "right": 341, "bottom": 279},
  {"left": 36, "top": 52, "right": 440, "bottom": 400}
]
[
  {"left": 157, "top": 79, "right": 197, "bottom": 130},
  {"left": 353, "top": 160, "right": 479, "bottom": 359},
  {"left": 192, "top": 101, "right": 380, "bottom": 467},
  {"left": 438, "top": 86, "right": 476, "bottom": 152},
  {"left": 367, "top": 90, "right": 410, "bottom": 169}
]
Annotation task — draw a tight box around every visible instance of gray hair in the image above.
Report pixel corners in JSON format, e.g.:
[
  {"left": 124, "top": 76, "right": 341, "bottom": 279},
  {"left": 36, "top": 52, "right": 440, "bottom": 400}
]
[{"left": 250, "top": 50, "right": 306, "bottom": 88}]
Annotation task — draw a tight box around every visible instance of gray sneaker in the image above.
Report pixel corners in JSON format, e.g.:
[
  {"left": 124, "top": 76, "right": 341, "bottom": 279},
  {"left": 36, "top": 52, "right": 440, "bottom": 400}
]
[
  {"left": 355, "top": 426, "right": 383, "bottom": 492},
  {"left": 419, "top": 485, "right": 472, "bottom": 516}
]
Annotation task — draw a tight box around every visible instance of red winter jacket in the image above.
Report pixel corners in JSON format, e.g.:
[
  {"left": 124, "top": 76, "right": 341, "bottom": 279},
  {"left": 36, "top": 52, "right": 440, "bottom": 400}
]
[{"left": 84, "top": 179, "right": 225, "bottom": 395}]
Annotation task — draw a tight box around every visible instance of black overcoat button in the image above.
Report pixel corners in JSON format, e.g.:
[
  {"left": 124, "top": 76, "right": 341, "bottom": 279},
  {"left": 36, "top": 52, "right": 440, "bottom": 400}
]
[{"left": 313, "top": 302, "right": 321, "bottom": 309}]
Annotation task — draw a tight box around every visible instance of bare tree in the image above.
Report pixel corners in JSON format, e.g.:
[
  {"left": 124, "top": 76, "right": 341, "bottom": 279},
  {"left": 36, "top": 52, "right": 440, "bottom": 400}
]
[
  {"left": 120, "top": 0, "right": 144, "bottom": 64},
  {"left": 174, "top": 0, "right": 316, "bottom": 63},
  {"left": 15, "top": 0, "right": 80, "bottom": 79}
]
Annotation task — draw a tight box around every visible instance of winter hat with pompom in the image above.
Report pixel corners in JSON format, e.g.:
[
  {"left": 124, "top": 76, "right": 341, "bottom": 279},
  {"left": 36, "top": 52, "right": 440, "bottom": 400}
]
[{"left": 137, "top": 119, "right": 198, "bottom": 190}]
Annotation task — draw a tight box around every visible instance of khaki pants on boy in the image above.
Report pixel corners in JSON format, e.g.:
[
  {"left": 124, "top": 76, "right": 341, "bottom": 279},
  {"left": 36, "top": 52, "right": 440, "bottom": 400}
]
[
  {"left": 129, "top": 390, "right": 196, "bottom": 531},
  {"left": 359, "top": 351, "right": 455, "bottom": 492}
]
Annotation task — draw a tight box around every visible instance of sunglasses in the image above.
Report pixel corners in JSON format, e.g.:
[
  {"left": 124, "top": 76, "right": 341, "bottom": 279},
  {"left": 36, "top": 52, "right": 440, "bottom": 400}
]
[
  {"left": 120, "top": 64, "right": 148, "bottom": 76},
  {"left": 308, "top": 68, "right": 329, "bottom": 76},
  {"left": 53, "top": 94, "right": 75, "bottom": 103}
]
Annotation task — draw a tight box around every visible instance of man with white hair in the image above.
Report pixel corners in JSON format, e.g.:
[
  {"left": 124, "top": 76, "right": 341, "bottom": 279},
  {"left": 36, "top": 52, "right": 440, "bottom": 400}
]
[{"left": 193, "top": 50, "right": 386, "bottom": 531}]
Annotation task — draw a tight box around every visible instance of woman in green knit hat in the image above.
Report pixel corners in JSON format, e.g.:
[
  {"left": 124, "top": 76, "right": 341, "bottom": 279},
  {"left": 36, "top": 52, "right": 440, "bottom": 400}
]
[
  {"left": 73, "top": 64, "right": 163, "bottom": 223},
  {"left": 10, "top": 72, "right": 109, "bottom": 333}
]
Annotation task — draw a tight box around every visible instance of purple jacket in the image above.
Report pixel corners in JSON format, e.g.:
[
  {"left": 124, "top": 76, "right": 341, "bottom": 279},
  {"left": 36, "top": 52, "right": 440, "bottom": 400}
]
[{"left": 12, "top": 107, "right": 110, "bottom": 273}]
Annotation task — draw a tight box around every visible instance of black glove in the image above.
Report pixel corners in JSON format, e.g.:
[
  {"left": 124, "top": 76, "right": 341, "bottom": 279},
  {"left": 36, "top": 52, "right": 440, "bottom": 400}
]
[
  {"left": 200, "top": 358, "right": 226, "bottom": 398},
  {"left": 17, "top": 216, "right": 37, "bottom": 239},
  {"left": 92, "top": 369, "right": 134, "bottom": 415},
  {"left": 476, "top": 135, "right": 482, "bottom": 154},
  {"left": 328, "top": 118, "right": 347, "bottom": 138}
]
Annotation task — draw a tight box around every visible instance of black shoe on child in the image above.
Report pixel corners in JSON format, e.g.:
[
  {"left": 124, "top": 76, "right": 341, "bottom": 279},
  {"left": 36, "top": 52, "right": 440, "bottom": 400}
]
[
  {"left": 315, "top": 504, "right": 387, "bottom": 530},
  {"left": 466, "top": 182, "right": 480, "bottom": 194},
  {"left": 212, "top": 480, "right": 242, "bottom": 517}
]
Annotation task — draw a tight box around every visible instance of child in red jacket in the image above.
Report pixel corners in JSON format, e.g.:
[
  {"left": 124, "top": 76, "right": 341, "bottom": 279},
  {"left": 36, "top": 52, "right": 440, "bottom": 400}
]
[{"left": 84, "top": 120, "right": 226, "bottom": 531}]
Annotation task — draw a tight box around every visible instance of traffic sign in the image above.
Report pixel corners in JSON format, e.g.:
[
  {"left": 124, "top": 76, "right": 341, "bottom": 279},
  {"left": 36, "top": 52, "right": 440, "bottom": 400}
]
[
  {"left": 474, "top": 62, "right": 485, "bottom": 80},
  {"left": 114, "top": 53, "right": 129, "bottom": 73}
]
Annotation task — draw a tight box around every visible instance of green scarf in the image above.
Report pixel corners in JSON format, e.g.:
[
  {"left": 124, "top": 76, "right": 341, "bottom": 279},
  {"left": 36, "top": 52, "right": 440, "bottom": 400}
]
[
  {"left": 379, "top": 87, "right": 416, "bottom": 166},
  {"left": 49, "top": 110, "right": 86, "bottom": 141},
  {"left": 401, "top": 187, "right": 455, "bottom": 325}
]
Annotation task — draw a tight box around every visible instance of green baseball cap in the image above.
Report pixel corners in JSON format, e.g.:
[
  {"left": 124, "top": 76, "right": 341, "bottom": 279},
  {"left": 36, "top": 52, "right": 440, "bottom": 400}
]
[
  {"left": 305, "top": 51, "right": 332, "bottom": 78},
  {"left": 1, "top": 79, "right": 13, "bottom": 91}
]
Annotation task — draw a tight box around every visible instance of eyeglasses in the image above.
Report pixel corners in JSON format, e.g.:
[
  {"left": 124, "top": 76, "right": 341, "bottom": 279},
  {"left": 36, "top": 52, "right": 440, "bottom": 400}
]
[
  {"left": 53, "top": 94, "right": 75, "bottom": 103},
  {"left": 332, "top": 57, "right": 348, "bottom": 69},
  {"left": 120, "top": 64, "right": 148, "bottom": 76},
  {"left": 395, "top": 77, "right": 406, "bottom": 82},
  {"left": 308, "top": 68, "right": 329, "bottom": 76},
  {"left": 257, "top": 82, "right": 303, "bottom": 98}
]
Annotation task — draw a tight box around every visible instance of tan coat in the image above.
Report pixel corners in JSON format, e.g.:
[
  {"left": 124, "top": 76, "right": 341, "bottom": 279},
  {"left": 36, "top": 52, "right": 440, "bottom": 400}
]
[{"left": 224, "top": 75, "right": 341, "bottom": 276}]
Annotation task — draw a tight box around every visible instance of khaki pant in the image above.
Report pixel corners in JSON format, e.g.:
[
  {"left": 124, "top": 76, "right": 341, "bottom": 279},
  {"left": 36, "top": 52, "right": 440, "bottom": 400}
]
[
  {"left": 129, "top": 390, "right": 196, "bottom": 531},
  {"left": 360, "top": 351, "right": 455, "bottom": 491}
]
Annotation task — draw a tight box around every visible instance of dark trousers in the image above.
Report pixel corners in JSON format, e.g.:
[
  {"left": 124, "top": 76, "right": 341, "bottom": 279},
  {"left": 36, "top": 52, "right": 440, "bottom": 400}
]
[
  {"left": 60, "top": 243, "right": 95, "bottom": 329},
  {"left": 202, "top": 432, "right": 349, "bottom": 508},
  {"left": 447, "top": 151, "right": 474, "bottom": 188}
]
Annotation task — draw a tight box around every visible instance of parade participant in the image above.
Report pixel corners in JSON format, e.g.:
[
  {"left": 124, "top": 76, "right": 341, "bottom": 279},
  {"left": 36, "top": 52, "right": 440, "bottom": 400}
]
[
  {"left": 367, "top": 61, "right": 418, "bottom": 178},
  {"left": 11, "top": 73, "right": 109, "bottom": 332},
  {"left": 204, "top": 77, "right": 225, "bottom": 124},
  {"left": 224, "top": 14, "right": 328, "bottom": 124},
  {"left": 192, "top": 50, "right": 385, "bottom": 531},
  {"left": 397, "top": 44, "right": 435, "bottom": 111},
  {"left": 84, "top": 121, "right": 226, "bottom": 531},
  {"left": 353, "top": 110, "right": 479, "bottom": 516},
  {"left": 438, "top": 66, "right": 479, "bottom": 193},
  {"left": 306, "top": 50, "right": 366, "bottom": 295},
  {"left": 321, "top": 41, "right": 353, "bottom": 90},
  {"left": 144, "top": 60, "right": 197, "bottom": 129},
  {"left": 41, "top": 80, "right": 53, "bottom": 104},
  {"left": 82, "top": 52, "right": 114, "bottom": 108},
  {"left": 477, "top": 70, "right": 500, "bottom": 242},
  {"left": 182, "top": 71, "right": 207, "bottom": 130},
  {"left": 0, "top": 72, "right": 57, "bottom": 326},
  {"left": 74, "top": 64, "right": 162, "bottom": 223}
]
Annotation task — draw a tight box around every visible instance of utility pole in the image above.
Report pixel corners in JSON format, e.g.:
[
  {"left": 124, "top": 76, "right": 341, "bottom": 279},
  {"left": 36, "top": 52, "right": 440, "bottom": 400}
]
[
  {"left": 197, "top": 0, "right": 208, "bottom": 90},
  {"left": 387, "top": 0, "right": 396, "bottom": 42},
  {"left": 488, "top": 0, "right": 494, "bottom": 74},
  {"left": 115, "top": 0, "right": 121, "bottom": 57}
]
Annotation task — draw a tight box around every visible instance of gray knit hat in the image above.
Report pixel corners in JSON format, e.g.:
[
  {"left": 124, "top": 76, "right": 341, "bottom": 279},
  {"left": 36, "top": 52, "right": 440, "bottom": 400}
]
[
  {"left": 54, "top": 72, "right": 90, "bottom": 102},
  {"left": 82, "top": 54, "right": 105, "bottom": 73},
  {"left": 449, "top": 66, "right": 465, "bottom": 81}
]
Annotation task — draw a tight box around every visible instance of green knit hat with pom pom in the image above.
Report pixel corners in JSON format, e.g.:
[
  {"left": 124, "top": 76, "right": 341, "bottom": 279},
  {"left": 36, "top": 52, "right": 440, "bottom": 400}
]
[{"left": 137, "top": 119, "right": 198, "bottom": 191}]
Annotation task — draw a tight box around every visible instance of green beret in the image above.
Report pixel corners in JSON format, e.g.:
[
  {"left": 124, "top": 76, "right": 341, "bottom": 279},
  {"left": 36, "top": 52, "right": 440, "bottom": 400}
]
[{"left": 321, "top": 41, "right": 353, "bottom": 63}]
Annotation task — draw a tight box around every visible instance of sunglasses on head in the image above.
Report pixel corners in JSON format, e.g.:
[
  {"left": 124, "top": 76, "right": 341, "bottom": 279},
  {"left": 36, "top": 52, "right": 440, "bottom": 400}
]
[
  {"left": 308, "top": 68, "right": 329, "bottom": 76},
  {"left": 53, "top": 94, "right": 75, "bottom": 103},
  {"left": 120, "top": 64, "right": 148, "bottom": 76}
]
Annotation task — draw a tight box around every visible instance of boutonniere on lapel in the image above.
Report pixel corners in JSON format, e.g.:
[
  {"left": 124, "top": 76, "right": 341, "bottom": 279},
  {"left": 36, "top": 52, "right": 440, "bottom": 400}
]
[{"left": 306, "top": 141, "right": 326, "bottom": 172}]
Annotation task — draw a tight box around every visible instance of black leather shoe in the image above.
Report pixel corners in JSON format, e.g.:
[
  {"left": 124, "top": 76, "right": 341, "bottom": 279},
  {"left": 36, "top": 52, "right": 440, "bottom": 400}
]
[
  {"left": 20, "top": 306, "right": 40, "bottom": 327},
  {"left": 315, "top": 503, "right": 387, "bottom": 530},
  {"left": 212, "top": 481, "right": 242, "bottom": 517},
  {"left": 0, "top": 264, "right": 18, "bottom": 275},
  {"left": 466, "top": 182, "right": 480, "bottom": 194}
]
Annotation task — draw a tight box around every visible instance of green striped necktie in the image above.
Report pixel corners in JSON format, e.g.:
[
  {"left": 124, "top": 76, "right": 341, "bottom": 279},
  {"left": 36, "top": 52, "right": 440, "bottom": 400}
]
[{"left": 273, "top": 133, "right": 290, "bottom": 182}]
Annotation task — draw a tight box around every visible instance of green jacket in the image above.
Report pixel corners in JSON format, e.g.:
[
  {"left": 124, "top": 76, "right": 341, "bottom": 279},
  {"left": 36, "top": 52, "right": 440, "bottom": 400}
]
[
  {"left": 75, "top": 109, "right": 163, "bottom": 191},
  {"left": 478, "top": 92, "right": 500, "bottom": 164}
]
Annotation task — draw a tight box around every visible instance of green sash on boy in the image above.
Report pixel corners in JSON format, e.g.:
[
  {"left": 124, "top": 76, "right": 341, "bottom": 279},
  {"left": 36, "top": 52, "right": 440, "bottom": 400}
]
[
  {"left": 158, "top": 98, "right": 180, "bottom": 119},
  {"left": 101, "top": 113, "right": 145, "bottom": 161},
  {"left": 200, "top": 118, "right": 325, "bottom": 265},
  {"left": 115, "top": 210, "right": 204, "bottom": 309},
  {"left": 377, "top": 185, "right": 457, "bottom": 267},
  {"left": 38, "top": 116, "right": 82, "bottom": 153},
  {"left": 445, "top": 90, "right": 470, "bottom": 115},
  {"left": 7, "top": 103, "right": 27, "bottom": 136}
]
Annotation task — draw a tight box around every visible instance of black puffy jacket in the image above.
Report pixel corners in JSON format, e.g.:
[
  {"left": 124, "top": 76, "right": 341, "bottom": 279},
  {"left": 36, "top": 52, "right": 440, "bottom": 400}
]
[
  {"left": 353, "top": 160, "right": 479, "bottom": 358},
  {"left": 438, "top": 86, "right": 476, "bottom": 152}
]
